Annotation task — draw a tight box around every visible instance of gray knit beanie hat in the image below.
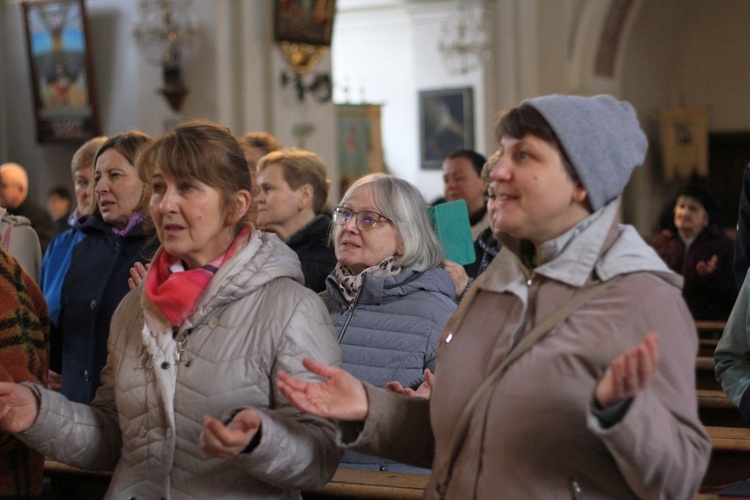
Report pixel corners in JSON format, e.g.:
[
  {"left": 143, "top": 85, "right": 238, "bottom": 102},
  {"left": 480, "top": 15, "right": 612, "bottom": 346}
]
[{"left": 524, "top": 94, "right": 648, "bottom": 212}]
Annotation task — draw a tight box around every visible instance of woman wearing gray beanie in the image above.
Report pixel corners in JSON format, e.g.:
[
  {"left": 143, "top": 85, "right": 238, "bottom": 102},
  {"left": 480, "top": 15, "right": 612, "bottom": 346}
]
[{"left": 277, "top": 94, "right": 711, "bottom": 499}]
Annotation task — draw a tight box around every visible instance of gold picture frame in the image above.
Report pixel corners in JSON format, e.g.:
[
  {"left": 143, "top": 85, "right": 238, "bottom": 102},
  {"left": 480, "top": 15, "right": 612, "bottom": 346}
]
[
  {"left": 659, "top": 108, "right": 708, "bottom": 180},
  {"left": 274, "top": 0, "right": 337, "bottom": 46}
]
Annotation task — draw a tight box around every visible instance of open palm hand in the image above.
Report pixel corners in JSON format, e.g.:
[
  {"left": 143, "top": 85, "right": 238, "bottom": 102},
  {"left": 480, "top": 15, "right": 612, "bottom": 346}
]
[{"left": 277, "top": 358, "right": 369, "bottom": 421}]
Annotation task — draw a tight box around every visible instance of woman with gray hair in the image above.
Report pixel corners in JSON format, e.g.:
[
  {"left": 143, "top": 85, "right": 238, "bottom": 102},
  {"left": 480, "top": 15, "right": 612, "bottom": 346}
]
[{"left": 322, "top": 172, "right": 456, "bottom": 473}]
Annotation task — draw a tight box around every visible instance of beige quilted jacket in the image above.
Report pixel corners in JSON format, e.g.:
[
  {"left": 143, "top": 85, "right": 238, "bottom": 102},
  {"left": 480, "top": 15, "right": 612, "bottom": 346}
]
[{"left": 21, "top": 230, "right": 343, "bottom": 499}]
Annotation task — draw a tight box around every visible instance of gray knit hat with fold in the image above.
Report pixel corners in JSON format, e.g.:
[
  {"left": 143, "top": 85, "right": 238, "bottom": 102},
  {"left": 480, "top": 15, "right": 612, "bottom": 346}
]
[{"left": 524, "top": 94, "right": 648, "bottom": 212}]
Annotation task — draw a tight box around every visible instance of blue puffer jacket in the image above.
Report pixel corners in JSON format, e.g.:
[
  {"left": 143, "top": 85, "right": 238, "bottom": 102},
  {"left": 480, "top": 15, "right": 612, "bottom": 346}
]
[
  {"left": 322, "top": 265, "right": 457, "bottom": 473},
  {"left": 40, "top": 226, "right": 86, "bottom": 326}
]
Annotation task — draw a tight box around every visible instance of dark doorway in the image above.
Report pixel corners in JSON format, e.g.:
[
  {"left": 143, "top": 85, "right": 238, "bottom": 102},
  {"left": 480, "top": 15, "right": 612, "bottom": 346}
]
[{"left": 706, "top": 132, "right": 750, "bottom": 232}]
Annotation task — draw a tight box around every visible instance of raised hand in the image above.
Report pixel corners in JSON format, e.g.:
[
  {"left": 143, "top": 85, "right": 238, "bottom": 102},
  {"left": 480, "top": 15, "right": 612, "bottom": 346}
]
[
  {"left": 386, "top": 368, "right": 434, "bottom": 399},
  {"left": 444, "top": 260, "right": 470, "bottom": 297},
  {"left": 696, "top": 255, "right": 718, "bottom": 276},
  {"left": 199, "top": 409, "right": 261, "bottom": 459},
  {"left": 595, "top": 332, "right": 660, "bottom": 408},
  {"left": 128, "top": 261, "right": 150, "bottom": 290},
  {"left": 47, "top": 370, "right": 62, "bottom": 392},
  {"left": 277, "top": 358, "right": 369, "bottom": 421},
  {"left": 0, "top": 382, "right": 40, "bottom": 433}
]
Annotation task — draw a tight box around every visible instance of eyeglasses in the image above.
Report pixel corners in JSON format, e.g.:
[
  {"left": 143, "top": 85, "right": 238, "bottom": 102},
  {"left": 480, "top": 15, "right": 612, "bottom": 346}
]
[{"left": 332, "top": 206, "right": 391, "bottom": 230}]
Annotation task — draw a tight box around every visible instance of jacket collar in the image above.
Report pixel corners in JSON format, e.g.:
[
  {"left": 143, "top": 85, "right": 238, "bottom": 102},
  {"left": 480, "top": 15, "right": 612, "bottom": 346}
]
[
  {"left": 80, "top": 213, "right": 149, "bottom": 239},
  {"left": 325, "top": 266, "right": 455, "bottom": 307},
  {"left": 285, "top": 214, "right": 331, "bottom": 246},
  {"left": 482, "top": 197, "right": 680, "bottom": 296},
  {"left": 141, "top": 230, "right": 305, "bottom": 335}
]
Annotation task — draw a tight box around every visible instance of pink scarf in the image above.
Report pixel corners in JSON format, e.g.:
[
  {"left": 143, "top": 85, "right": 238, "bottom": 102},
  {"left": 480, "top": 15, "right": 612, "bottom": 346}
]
[{"left": 145, "top": 226, "right": 251, "bottom": 326}]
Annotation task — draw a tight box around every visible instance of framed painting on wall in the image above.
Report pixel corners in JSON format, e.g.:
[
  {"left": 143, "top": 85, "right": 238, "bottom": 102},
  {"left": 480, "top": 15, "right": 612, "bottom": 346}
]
[
  {"left": 336, "top": 103, "right": 385, "bottom": 196},
  {"left": 274, "top": 0, "right": 337, "bottom": 45},
  {"left": 658, "top": 107, "right": 708, "bottom": 180},
  {"left": 22, "top": 0, "right": 100, "bottom": 143},
  {"left": 419, "top": 87, "right": 474, "bottom": 170}
]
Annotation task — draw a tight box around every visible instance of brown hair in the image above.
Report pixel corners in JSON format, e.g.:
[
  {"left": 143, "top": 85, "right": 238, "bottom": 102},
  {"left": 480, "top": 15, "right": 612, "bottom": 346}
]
[
  {"left": 89, "top": 130, "right": 153, "bottom": 218},
  {"left": 257, "top": 149, "right": 330, "bottom": 214},
  {"left": 137, "top": 120, "right": 253, "bottom": 228},
  {"left": 238, "top": 132, "right": 283, "bottom": 155},
  {"left": 481, "top": 150, "right": 500, "bottom": 181},
  {"left": 495, "top": 104, "right": 579, "bottom": 183}
]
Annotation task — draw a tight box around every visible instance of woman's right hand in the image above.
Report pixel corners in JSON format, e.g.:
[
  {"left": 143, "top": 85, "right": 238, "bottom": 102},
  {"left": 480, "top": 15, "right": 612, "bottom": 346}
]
[
  {"left": 47, "top": 370, "right": 62, "bottom": 392},
  {"left": 277, "top": 358, "right": 369, "bottom": 421},
  {"left": 128, "top": 261, "right": 150, "bottom": 290},
  {"left": 696, "top": 255, "right": 718, "bottom": 276},
  {"left": 0, "top": 382, "right": 40, "bottom": 433}
]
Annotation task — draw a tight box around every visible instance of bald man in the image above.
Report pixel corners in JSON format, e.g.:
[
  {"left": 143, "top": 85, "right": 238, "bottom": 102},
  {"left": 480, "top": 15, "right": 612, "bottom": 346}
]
[{"left": 0, "top": 163, "right": 55, "bottom": 252}]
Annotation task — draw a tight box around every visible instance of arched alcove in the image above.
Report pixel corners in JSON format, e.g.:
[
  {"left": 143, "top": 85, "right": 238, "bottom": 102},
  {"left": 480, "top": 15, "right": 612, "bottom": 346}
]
[
  {"left": 574, "top": 0, "right": 750, "bottom": 236},
  {"left": 548, "top": 0, "right": 750, "bottom": 236}
]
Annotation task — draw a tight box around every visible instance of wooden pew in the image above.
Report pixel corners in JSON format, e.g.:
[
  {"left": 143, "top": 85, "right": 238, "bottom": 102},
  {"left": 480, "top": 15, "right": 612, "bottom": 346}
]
[
  {"left": 44, "top": 461, "right": 430, "bottom": 500},
  {"left": 696, "top": 356, "right": 721, "bottom": 391},
  {"left": 698, "top": 338, "right": 719, "bottom": 357},
  {"left": 703, "top": 426, "right": 750, "bottom": 488},
  {"left": 44, "top": 457, "right": 733, "bottom": 499},
  {"left": 304, "top": 469, "right": 429, "bottom": 499},
  {"left": 696, "top": 321, "right": 726, "bottom": 340},
  {"left": 697, "top": 389, "right": 746, "bottom": 428},
  {"left": 43, "top": 460, "right": 110, "bottom": 499}
]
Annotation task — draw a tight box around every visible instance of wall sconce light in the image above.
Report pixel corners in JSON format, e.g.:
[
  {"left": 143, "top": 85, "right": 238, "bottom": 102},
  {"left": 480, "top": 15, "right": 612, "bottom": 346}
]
[
  {"left": 274, "top": 1, "right": 336, "bottom": 103},
  {"left": 132, "top": 0, "right": 200, "bottom": 113}
]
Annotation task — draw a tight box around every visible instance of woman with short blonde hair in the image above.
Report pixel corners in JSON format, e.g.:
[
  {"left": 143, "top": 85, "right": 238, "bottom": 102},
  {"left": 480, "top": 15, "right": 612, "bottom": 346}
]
[
  {"left": 57, "top": 130, "right": 158, "bottom": 405},
  {"left": 255, "top": 148, "right": 336, "bottom": 292}
]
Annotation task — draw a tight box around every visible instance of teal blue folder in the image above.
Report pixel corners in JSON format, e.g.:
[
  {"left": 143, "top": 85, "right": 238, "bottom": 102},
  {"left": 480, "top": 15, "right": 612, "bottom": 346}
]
[{"left": 427, "top": 199, "right": 477, "bottom": 265}]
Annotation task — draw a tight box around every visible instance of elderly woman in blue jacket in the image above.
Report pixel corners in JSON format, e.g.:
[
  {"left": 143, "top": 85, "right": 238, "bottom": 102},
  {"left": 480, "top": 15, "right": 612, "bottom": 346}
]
[{"left": 322, "top": 172, "right": 457, "bottom": 473}]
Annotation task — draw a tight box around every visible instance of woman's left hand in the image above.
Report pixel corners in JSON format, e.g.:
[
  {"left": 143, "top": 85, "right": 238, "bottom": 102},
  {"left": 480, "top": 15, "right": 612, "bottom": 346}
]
[
  {"left": 386, "top": 368, "right": 434, "bottom": 399},
  {"left": 594, "top": 332, "right": 660, "bottom": 408},
  {"left": 444, "top": 260, "right": 470, "bottom": 297},
  {"left": 199, "top": 409, "right": 261, "bottom": 459}
]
